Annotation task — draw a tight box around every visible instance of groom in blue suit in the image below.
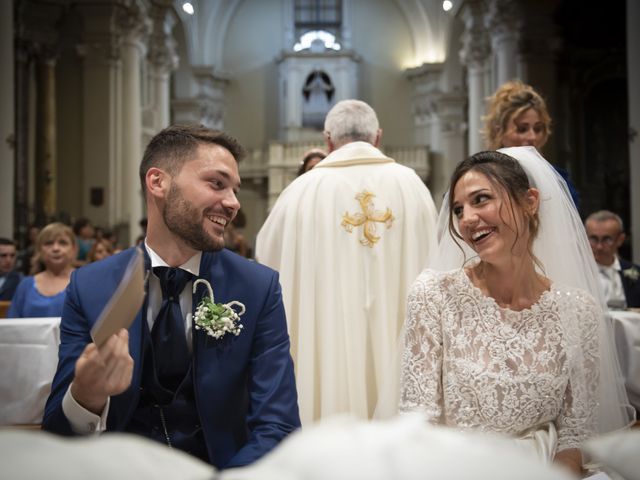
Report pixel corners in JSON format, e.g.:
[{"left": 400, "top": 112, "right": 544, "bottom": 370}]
[{"left": 43, "top": 125, "right": 300, "bottom": 468}]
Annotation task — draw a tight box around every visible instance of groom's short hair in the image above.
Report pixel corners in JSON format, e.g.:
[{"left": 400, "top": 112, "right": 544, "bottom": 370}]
[{"left": 139, "top": 124, "right": 245, "bottom": 192}]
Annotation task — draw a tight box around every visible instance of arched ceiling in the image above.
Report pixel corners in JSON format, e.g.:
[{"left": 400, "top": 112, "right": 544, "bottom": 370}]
[{"left": 174, "top": 0, "right": 454, "bottom": 70}]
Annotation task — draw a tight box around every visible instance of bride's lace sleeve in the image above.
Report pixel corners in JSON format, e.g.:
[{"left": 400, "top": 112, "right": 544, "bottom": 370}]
[
  {"left": 399, "top": 270, "right": 445, "bottom": 421},
  {"left": 555, "top": 290, "right": 599, "bottom": 452}
]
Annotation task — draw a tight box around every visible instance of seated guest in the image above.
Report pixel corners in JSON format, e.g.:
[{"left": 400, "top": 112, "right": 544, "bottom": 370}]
[
  {"left": 400, "top": 148, "right": 633, "bottom": 476},
  {"left": 224, "top": 209, "right": 251, "bottom": 258},
  {"left": 87, "top": 238, "right": 114, "bottom": 263},
  {"left": 8, "top": 223, "right": 76, "bottom": 318},
  {"left": 72, "top": 217, "right": 95, "bottom": 264},
  {"left": 297, "top": 148, "right": 326, "bottom": 176},
  {"left": 0, "top": 237, "right": 22, "bottom": 301},
  {"left": 585, "top": 210, "right": 640, "bottom": 308},
  {"left": 102, "top": 229, "right": 122, "bottom": 254}
]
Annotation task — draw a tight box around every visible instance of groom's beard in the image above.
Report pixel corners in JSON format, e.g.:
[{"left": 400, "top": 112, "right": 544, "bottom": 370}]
[{"left": 163, "top": 182, "right": 226, "bottom": 252}]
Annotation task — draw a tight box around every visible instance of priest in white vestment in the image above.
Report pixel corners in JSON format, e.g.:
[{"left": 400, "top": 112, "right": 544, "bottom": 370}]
[{"left": 256, "top": 100, "right": 439, "bottom": 425}]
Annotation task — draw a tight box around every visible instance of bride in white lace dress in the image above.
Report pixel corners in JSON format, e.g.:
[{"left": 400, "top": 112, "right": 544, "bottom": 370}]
[{"left": 399, "top": 148, "right": 634, "bottom": 476}]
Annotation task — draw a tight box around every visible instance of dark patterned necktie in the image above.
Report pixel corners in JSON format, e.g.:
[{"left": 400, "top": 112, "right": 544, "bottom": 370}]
[{"left": 152, "top": 266, "right": 193, "bottom": 392}]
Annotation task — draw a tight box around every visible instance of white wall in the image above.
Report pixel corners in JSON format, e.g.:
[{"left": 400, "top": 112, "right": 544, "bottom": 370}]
[
  {"left": 222, "top": 0, "right": 416, "bottom": 149},
  {"left": 349, "top": 0, "right": 414, "bottom": 147},
  {"left": 222, "top": 0, "right": 285, "bottom": 149}
]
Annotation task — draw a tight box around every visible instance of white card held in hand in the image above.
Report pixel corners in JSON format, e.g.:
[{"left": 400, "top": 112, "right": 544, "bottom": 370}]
[{"left": 90, "top": 248, "right": 146, "bottom": 347}]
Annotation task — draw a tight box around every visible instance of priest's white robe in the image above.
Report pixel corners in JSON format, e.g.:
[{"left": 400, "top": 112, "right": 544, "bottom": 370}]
[{"left": 256, "top": 141, "right": 438, "bottom": 425}]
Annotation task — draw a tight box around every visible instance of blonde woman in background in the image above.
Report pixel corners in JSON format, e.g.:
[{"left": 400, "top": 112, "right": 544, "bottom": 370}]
[
  {"left": 8, "top": 223, "right": 76, "bottom": 318},
  {"left": 87, "top": 238, "right": 114, "bottom": 263},
  {"left": 483, "top": 80, "right": 580, "bottom": 208}
]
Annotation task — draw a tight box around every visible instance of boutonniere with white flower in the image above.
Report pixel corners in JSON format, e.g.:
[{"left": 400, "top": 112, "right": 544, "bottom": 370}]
[
  {"left": 192, "top": 279, "right": 245, "bottom": 339},
  {"left": 623, "top": 266, "right": 640, "bottom": 282}
]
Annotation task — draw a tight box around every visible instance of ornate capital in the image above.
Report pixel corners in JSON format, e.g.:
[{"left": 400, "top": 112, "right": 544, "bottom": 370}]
[
  {"left": 148, "top": 4, "right": 178, "bottom": 74},
  {"left": 172, "top": 97, "right": 226, "bottom": 130},
  {"left": 115, "top": 0, "right": 151, "bottom": 52},
  {"left": 15, "top": 0, "right": 63, "bottom": 64},
  {"left": 405, "top": 63, "right": 444, "bottom": 122},
  {"left": 76, "top": 40, "right": 121, "bottom": 66},
  {"left": 460, "top": 32, "right": 490, "bottom": 69},
  {"left": 435, "top": 92, "right": 467, "bottom": 135},
  {"left": 484, "top": 0, "right": 523, "bottom": 45},
  {"left": 193, "top": 66, "right": 231, "bottom": 100},
  {"left": 459, "top": 0, "right": 490, "bottom": 68}
]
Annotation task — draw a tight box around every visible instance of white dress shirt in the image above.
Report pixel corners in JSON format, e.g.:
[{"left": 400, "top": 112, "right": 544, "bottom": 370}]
[
  {"left": 62, "top": 243, "right": 201, "bottom": 434},
  {"left": 597, "top": 257, "right": 627, "bottom": 309}
]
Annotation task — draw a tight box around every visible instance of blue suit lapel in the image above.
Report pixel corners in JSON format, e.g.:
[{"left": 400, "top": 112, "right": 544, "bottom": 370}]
[{"left": 191, "top": 250, "right": 226, "bottom": 353}]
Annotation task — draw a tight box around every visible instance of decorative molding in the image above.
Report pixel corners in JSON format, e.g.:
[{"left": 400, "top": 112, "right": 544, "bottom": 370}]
[
  {"left": 459, "top": 0, "right": 490, "bottom": 69},
  {"left": 405, "top": 62, "right": 444, "bottom": 122},
  {"left": 484, "top": 0, "right": 523, "bottom": 48},
  {"left": 276, "top": 48, "right": 362, "bottom": 64},
  {"left": 76, "top": 40, "right": 122, "bottom": 66},
  {"left": 148, "top": 3, "right": 178, "bottom": 74},
  {"left": 435, "top": 92, "right": 467, "bottom": 135},
  {"left": 115, "top": 0, "right": 151, "bottom": 56},
  {"left": 15, "top": 0, "right": 63, "bottom": 64}
]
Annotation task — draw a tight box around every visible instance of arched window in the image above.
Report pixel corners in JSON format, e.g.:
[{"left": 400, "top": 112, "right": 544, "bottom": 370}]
[
  {"left": 294, "top": 0, "right": 342, "bottom": 51},
  {"left": 302, "top": 70, "right": 335, "bottom": 129}
]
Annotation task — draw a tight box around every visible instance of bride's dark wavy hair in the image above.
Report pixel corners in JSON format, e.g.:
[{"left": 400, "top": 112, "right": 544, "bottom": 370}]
[{"left": 448, "top": 150, "right": 542, "bottom": 270}]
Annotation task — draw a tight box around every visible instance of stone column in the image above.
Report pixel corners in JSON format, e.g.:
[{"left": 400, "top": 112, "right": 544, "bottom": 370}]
[
  {"left": 34, "top": 49, "right": 58, "bottom": 224},
  {"left": 517, "top": 2, "right": 560, "bottom": 163},
  {"left": 628, "top": 0, "right": 640, "bottom": 262},
  {"left": 173, "top": 66, "right": 229, "bottom": 129},
  {"left": 148, "top": 2, "right": 178, "bottom": 131},
  {"left": 0, "top": 0, "right": 14, "bottom": 238},
  {"left": 14, "top": 40, "right": 32, "bottom": 247},
  {"left": 433, "top": 93, "right": 467, "bottom": 208},
  {"left": 485, "top": 0, "right": 522, "bottom": 88},
  {"left": 117, "top": 4, "right": 149, "bottom": 246},
  {"left": 405, "top": 62, "right": 444, "bottom": 149},
  {"left": 14, "top": 0, "right": 64, "bottom": 240},
  {"left": 76, "top": 4, "right": 123, "bottom": 233},
  {"left": 460, "top": 0, "right": 490, "bottom": 155}
]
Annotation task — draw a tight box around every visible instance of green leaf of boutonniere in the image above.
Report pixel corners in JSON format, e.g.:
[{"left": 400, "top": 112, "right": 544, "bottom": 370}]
[{"left": 193, "top": 279, "right": 245, "bottom": 339}]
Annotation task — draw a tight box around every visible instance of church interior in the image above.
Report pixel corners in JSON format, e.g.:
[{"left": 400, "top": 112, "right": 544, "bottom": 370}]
[{"left": 0, "top": 0, "right": 638, "bottom": 258}]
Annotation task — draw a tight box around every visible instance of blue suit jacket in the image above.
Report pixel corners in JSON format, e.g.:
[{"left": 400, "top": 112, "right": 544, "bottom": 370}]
[
  {"left": 43, "top": 247, "right": 300, "bottom": 468},
  {"left": 620, "top": 258, "right": 640, "bottom": 308},
  {"left": 0, "top": 270, "right": 23, "bottom": 301}
]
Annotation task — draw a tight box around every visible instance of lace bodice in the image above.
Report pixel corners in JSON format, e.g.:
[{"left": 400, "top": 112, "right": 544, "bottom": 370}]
[{"left": 400, "top": 268, "right": 599, "bottom": 451}]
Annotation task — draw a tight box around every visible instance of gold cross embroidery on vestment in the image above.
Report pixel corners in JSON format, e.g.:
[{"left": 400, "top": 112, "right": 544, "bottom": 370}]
[{"left": 341, "top": 190, "right": 394, "bottom": 247}]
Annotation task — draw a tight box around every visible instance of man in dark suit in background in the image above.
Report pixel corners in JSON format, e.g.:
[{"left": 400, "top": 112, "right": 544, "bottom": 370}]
[
  {"left": 43, "top": 125, "right": 300, "bottom": 468},
  {"left": 586, "top": 210, "right": 640, "bottom": 308},
  {"left": 0, "top": 238, "right": 22, "bottom": 301}
]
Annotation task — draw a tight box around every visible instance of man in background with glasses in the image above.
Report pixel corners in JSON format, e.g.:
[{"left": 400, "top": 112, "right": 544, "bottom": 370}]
[{"left": 585, "top": 210, "right": 640, "bottom": 308}]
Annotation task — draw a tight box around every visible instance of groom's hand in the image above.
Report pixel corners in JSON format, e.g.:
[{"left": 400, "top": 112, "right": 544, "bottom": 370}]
[{"left": 70, "top": 328, "right": 134, "bottom": 415}]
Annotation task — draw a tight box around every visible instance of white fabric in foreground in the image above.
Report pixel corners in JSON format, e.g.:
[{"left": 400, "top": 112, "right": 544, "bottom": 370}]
[
  {"left": 256, "top": 141, "right": 439, "bottom": 424},
  {"left": 221, "top": 415, "right": 574, "bottom": 480},
  {"left": 0, "top": 430, "right": 215, "bottom": 480},
  {"left": 584, "top": 429, "right": 640, "bottom": 480},
  {"left": 609, "top": 309, "right": 640, "bottom": 410},
  {"left": 0, "top": 317, "right": 60, "bottom": 425}
]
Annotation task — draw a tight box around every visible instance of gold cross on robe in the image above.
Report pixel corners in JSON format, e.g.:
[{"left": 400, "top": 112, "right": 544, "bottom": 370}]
[{"left": 341, "top": 190, "right": 394, "bottom": 247}]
